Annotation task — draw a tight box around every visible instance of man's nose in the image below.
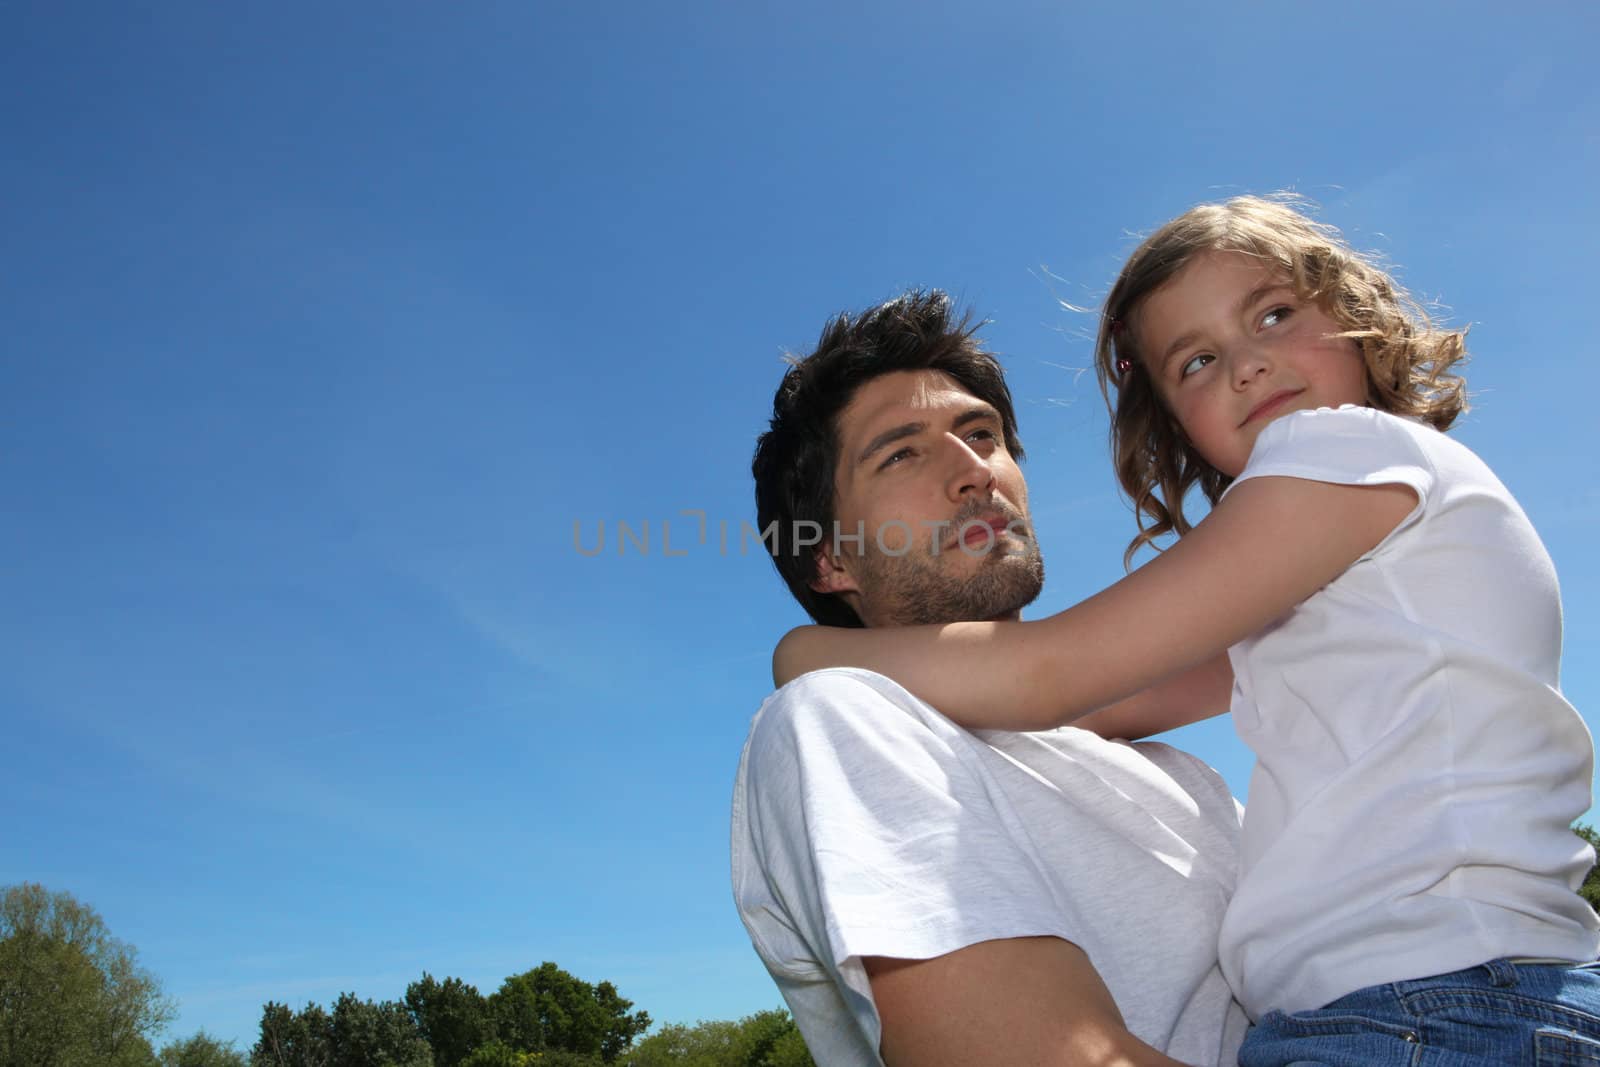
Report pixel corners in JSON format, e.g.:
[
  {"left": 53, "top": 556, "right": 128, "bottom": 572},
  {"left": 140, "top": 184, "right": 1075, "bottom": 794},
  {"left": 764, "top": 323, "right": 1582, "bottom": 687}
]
[{"left": 942, "top": 433, "right": 997, "bottom": 500}]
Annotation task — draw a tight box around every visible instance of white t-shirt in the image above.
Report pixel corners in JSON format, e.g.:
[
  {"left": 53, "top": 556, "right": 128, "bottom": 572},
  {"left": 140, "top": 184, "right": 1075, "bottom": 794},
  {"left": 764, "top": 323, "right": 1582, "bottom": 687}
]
[
  {"left": 732, "top": 668, "right": 1249, "bottom": 1066},
  {"left": 1217, "top": 405, "right": 1599, "bottom": 1020}
]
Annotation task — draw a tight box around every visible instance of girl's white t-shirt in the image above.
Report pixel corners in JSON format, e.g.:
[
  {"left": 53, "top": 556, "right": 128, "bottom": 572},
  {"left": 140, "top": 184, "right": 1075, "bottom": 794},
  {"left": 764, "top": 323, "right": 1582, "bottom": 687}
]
[{"left": 1217, "top": 405, "right": 1599, "bottom": 1020}]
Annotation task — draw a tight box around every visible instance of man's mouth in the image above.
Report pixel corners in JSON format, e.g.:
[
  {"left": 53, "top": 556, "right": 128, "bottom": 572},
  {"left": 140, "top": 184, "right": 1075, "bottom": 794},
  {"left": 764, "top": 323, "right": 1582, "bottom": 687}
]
[
  {"left": 963, "top": 521, "right": 1005, "bottom": 548},
  {"left": 948, "top": 513, "right": 1020, "bottom": 553}
]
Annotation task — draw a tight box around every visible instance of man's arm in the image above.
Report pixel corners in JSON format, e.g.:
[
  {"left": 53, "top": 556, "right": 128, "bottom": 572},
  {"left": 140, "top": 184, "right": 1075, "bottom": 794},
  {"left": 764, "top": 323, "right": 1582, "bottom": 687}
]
[{"left": 868, "top": 937, "right": 1193, "bottom": 1067}]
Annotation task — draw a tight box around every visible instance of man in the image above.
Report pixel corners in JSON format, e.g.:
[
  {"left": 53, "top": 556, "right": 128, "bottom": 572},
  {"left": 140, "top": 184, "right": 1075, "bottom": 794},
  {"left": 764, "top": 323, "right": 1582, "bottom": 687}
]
[{"left": 732, "top": 290, "right": 1248, "bottom": 1066}]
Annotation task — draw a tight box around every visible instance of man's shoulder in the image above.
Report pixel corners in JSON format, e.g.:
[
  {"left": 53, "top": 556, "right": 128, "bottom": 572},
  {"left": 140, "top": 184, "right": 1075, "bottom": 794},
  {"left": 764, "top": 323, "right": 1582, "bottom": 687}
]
[
  {"left": 758, "top": 666, "right": 917, "bottom": 717},
  {"left": 745, "top": 668, "right": 1211, "bottom": 775},
  {"left": 1123, "top": 740, "right": 1245, "bottom": 827},
  {"left": 742, "top": 669, "right": 1231, "bottom": 806},
  {"left": 744, "top": 668, "right": 924, "bottom": 763}
]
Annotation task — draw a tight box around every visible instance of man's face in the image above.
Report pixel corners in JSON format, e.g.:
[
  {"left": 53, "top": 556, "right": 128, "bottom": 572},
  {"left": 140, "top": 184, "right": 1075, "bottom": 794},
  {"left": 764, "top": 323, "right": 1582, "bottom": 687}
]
[{"left": 812, "top": 369, "right": 1044, "bottom": 628}]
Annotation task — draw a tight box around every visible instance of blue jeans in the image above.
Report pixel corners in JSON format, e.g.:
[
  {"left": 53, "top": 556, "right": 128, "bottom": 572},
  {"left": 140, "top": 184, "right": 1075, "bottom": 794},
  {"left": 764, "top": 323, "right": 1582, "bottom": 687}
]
[{"left": 1238, "top": 959, "right": 1600, "bottom": 1066}]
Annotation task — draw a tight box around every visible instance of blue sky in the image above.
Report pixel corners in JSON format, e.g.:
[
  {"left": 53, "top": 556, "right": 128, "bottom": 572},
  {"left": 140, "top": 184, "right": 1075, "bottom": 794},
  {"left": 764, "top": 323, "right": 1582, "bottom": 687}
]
[{"left": 4, "top": 0, "right": 1598, "bottom": 1052}]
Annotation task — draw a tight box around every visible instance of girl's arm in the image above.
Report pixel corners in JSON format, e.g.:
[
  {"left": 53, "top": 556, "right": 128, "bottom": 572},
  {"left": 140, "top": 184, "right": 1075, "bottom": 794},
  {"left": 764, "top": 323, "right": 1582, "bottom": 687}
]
[
  {"left": 772, "top": 475, "right": 1417, "bottom": 732},
  {"left": 1069, "top": 652, "right": 1233, "bottom": 741}
]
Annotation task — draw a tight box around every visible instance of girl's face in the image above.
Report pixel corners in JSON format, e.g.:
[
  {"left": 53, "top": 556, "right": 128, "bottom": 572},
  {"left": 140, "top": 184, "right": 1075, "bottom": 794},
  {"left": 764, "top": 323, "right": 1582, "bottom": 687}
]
[{"left": 1134, "top": 249, "right": 1369, "bottom": 478}]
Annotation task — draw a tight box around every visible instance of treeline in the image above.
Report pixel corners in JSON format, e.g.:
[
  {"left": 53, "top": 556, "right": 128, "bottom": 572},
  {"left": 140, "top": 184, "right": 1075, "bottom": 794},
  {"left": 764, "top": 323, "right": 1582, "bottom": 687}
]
[
  {"left": 244, "top": 964, "right": 811, "bottom": 1066},
  {"left": 1576, "top": 824, "right": 1600, "bottom": 913},
  {"left": 10, "top": 831, "right": 1600, "bottom": 1067},
  {"left": 0, "top": 884, "right": 812, "bottom": 1067}
]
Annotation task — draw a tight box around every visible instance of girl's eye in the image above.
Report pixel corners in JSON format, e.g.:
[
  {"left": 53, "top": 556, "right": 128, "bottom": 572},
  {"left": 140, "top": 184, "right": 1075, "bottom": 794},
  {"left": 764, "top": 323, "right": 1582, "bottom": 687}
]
[
  {"left": 1179, "top": 353, "right": 1214, "bottom": 379},
  {"left": 1261, "top": 305, "right": 1293, "bottom": 329}
]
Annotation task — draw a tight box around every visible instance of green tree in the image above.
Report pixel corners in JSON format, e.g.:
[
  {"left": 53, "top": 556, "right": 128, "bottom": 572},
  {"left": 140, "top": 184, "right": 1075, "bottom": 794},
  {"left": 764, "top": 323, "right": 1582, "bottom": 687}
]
[
  {"left": 728, "top": 1011, "right": 800, "bottom": 1067},
  {"left": 622, "top": 1021, "right": 738, "bottom": 1066},
  {"left": 405, "top": 974, "right": 492, "bottom": 1067},
  {"left": 457, "top": 1041, "right": 521, "bottom": 1067},
  {"left": 457, "top": 1044, "right": 516, "bottom": 1067},
  {"left": 161, "top": 1031, "right": 248, "bottom": 1067},
  {"left": 329, "top": 992, "right": 432, "bottom": 1067},
  {"left": 758, "top": 1028, "right": 812, "bottom": 1067},
  {"left": 489, "top": 963, "right": 648, "bottom": 1063},
  {"left": 458, "top": 1046, "right": 601, "bottom": 1067},
  {"left": 250, "top": 1001, "right": 332, "bottom": 1067},
  {"left": 620, "top": 1011, "right": 812, "bottom": 1067},
  {"left": 250, "top": 995, "right": 431, "bottom": 1067},
  {"left": 1576, "top": 822, "right": 1600, "bottom": 913},
  {"left": 0, "top": 882, "right": 173, "bottom": 1067}
]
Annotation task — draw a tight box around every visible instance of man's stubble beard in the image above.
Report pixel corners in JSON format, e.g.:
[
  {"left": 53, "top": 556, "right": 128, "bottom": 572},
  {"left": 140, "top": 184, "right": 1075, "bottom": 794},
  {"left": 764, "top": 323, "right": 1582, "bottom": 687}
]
[{"left": 850, "top": 535, "right": 1045, "bottom": 627}]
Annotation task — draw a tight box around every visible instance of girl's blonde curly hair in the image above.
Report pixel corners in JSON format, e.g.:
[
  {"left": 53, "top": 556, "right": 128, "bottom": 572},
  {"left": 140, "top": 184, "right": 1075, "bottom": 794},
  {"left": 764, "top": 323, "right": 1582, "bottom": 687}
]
[{"left": 1094, "top": 194, "right": 1468, "bottom": 567}]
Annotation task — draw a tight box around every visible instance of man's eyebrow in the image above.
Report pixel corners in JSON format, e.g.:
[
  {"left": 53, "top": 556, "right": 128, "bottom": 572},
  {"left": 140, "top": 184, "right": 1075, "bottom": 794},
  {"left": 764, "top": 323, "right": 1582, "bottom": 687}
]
[
  {"left": 856, "top": 422, "right": 924, "bottom": 468},
  {"left": 854, "top": 406, "right": 1001, "bottom": 468},
  {"left": 951, "top": 406, "right": 1001, "bottom": 433},
  {"left": 1156, "top": 281, "right": 1296, "bottom": 371}
]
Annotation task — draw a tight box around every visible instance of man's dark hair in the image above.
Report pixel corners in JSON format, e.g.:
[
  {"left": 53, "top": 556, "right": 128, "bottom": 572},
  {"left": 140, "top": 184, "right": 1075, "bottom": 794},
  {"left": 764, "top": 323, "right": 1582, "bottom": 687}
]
[{"left": 752, "top": 289, "right": 1025, "bottom": 627}]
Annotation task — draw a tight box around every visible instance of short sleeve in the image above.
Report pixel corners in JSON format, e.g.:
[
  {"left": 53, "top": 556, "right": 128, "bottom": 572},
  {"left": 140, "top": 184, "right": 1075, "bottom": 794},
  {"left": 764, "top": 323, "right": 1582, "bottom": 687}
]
[
  {"left": 735, "top": 670, "right": 1078, "bottom": 970},
  {"left": 1222, "top": 406, "right": 1436, "bottom": 551},
  {"left": 731, "top": 669, "right": 1088, "bottom": 1061},
  {"left": 731, "top": 668, "right": 1249, "bottom": 1066}
]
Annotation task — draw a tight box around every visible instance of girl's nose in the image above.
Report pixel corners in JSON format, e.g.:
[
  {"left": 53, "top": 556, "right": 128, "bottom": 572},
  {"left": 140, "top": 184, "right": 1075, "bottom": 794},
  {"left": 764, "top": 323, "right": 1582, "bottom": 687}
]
[{"left": 1232, "top": 346, "right": 1272, "bottom": 389}]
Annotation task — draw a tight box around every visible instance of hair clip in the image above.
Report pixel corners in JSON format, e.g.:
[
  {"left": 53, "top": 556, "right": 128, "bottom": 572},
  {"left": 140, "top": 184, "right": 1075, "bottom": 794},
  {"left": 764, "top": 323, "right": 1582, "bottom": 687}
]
[{"left": 1108, "top": 317, "right": 1133, "bottom": 380}]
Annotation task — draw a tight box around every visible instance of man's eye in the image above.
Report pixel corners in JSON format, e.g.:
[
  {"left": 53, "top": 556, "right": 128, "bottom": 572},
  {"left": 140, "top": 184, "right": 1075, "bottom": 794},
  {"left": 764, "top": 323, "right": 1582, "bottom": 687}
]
[
  {"left": 1180, "top": 353, "right": 1214, "bottom": 379},
  {"left": 879, "top": 447, "right": 914, "bottom": 469},
  {"left": 966, "top": 428, "right": 998, "bottom": 445}
]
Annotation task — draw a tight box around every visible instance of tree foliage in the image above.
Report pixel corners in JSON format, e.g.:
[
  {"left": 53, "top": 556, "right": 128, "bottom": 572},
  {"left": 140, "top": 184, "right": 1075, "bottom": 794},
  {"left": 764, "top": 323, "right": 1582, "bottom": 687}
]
[
  {"left": 250, "top": 994, "right": 431, "bottom": 1067},
  {"left": 0, "top": 882, "right": 174, "bottom": 1067},
  {"left": 1576, "top": 822, "right": 1600, "bottom": 913},
  {"left": 405, "top": 974, "right": 492, "bottom": 1067},
  {"left": 620, "top": 1010, "right": 812, "bottom": 1067},
  {"left": 758, "top": 1028, "right": 811, "bottom": 1067},
  {"left": 488, "top": 963, "right": 649, "bottom": 1063},
  {"left": 459, "top": 1044, "right": 601, "bottom": 1067},
  {"left": 4, "top": 885, "right": 795, "bottom": 1067},
  {"left": 161, "top": 1031, "right": 249, "bottom": 1067},
  {"left": 253, "top": 963, "right": 654, "bottom": 1067},
  {"left": 331, "top": 992, "right": 433, "bottom": 1067},
  {"left": 250, "top": 1002, "right": 332, "bottom": 1067},
  {"left": 456, "top": 1043, "right": 526, "bottom": 1067}
]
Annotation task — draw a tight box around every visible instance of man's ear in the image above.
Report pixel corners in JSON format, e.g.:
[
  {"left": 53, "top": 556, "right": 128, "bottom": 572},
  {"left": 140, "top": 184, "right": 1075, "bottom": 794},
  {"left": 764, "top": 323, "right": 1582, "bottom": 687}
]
[{"left": 808, "top": 546, "right": 860, "bottom": 596}]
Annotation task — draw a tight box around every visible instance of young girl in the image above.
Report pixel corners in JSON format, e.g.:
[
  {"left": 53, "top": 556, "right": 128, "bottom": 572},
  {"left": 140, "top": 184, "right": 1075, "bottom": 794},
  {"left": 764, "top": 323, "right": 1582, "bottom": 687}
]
[{"left": 774, "top": 195, "right": 1600, "bottom": 1065}]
